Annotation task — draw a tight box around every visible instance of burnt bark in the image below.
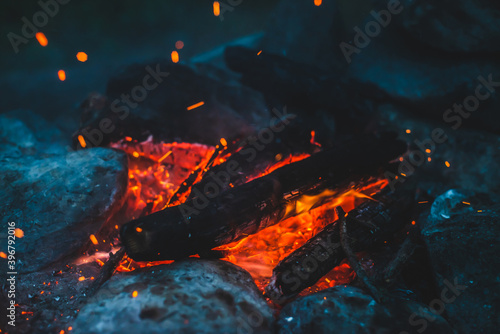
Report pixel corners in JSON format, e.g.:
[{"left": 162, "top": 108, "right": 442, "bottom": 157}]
[
  {"left": 120, "top": 134, "right": 406, "bottom": 262},
  {"left": 265, "top": 186, "right": 415, "bottom": 304}
]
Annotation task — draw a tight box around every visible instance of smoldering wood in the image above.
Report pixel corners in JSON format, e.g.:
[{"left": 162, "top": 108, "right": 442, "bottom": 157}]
[
  {"left": 120, "top": 134, "right": 406, "bottom": 262},
  {"left": 264, "top": 185, "right": 415, "bottom": 304},
  {"left": 185, "top": 124, "right": 321, "bottom": 201},
  {"left": 338, "top": 206, "right": 384, "bottom": 302}
]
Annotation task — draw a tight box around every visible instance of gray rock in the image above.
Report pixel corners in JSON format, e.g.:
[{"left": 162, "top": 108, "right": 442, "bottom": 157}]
[
  {"left": 277, "top": 285, "right": 454, "bottom": 334},
  {"left": 395, "top": 0, "right": 500, "bottom": 53},
  {"left": 0, "top": 114, "right": 128, "bottom": 272},
  {"left": 72, "top": 260, "right": 273, "bottom": 334},
  {"left": 421, "top": 190, "right": 500, "bottom": 333}
]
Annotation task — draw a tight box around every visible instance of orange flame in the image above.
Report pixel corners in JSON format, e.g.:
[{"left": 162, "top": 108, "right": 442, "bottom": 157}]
[{"left": 102, "top": 137, "right": 389, "bottom": 296}]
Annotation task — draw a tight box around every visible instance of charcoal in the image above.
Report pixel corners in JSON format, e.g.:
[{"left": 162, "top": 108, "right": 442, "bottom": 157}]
[
  {"left": 277, "top": 285, "right": 454, "bottom": 334},
  {"left": 0, "top": 114, "right": 128, "bottom": 272},
  {"left": 265, "top": 185, "right": 415, "bottom": 304},
  {"left": 121, "top": 134, "right": 406, "bottom": 261},
  {"left": 419, "top": 189, "right": 500, "bottom": 333},
  {"left": 72, "top": 260, "right": 273, "bottom": 334}
]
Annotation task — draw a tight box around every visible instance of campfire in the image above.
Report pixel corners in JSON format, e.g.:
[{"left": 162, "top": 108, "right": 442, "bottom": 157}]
[{"left": 2, "top": 1, "right": 499, "bottom": 333}]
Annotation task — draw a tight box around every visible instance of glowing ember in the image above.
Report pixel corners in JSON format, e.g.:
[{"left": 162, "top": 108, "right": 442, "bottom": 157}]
[
  {"left": 76, "top": 52, "right": 88, "bottom": 62},
  {"left": 58, "top": 70, "right": 66, "bottom": 81},
  {"left": 213, "top": 1, "right": 220, "bottom": 16},
  {"left": 14, "top": 228, "right": 24, "bottom": 238},
  {"left": 310, "top": 130, "right": 321, "bottom": 147},
  {"left": 314, "top": 0, "right": 322, "bottom": 7},
  {"left": 89, "top": 234, "right": 98, "bottom": 245},
  {"left": 77, "top": 135, "right": 86, "bottom": 148},
  {"left": 175, "top": 40, "right": 184, "bottom": 49},
  {"left": 110, "top": 136, "right": 215, "bottom": 219},
  {"left": 101, "top": 137, "right": 390, "bottom": 296},
  {"left": 35, "top": 32, "right": 48, "bottom": 46},
  {"left": 216, "top": 179, "right": 388, "bottom": 290},
  {"left": 171, "top": 50, "right": 179, "bottom": 63}
]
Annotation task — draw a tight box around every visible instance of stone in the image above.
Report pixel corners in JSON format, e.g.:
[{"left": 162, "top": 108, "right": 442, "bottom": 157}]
[
  {"left": 72, "top": 260, "right": 273, "bottom": 334},
  {"left": 277, "top": 285, "right": 454, "bottom": 333},
  {"left": 421, "top": 190, "right": 500, "bottom": 333},
  {"left": 0, "top": 114, "right": 128, "bottom": 272}
]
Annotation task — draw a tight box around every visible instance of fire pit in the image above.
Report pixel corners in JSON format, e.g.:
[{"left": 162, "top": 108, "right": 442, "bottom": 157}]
[{"left": 1, "top": 1, "right": 499, "bottom": 333}]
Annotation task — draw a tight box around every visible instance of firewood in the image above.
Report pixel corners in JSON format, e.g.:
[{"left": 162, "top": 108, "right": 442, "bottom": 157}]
[
  {"left": 120, "top": 134, "right": 406, "bottom": 262},
  {"left": 265, "top": 185, "right": 415, "bottom": 304}
]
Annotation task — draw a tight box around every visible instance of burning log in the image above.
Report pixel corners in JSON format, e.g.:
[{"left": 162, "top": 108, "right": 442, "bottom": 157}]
[
  {"left": 120, "top": 134, "right": 406, "bottom": 262},
  {"left": 264, "top": 185, "right": 415, "bottom": 304}
]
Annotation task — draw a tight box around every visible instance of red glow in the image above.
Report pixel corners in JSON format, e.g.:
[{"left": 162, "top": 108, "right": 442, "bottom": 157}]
[{"left": 105, "top": 137, "right": 389, "bottom": 296}]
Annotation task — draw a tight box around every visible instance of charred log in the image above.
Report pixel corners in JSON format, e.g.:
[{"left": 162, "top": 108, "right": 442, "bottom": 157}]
[
  {"left": 265, "top": 185, "right": 415, "bottom": 304},
  {"left": 120, "top": 134, "right": 406, "bottom": 262}
]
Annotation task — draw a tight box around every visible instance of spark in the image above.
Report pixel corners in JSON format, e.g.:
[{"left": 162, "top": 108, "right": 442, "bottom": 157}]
[
  {"left": 89, "top": 234, "right": 98, "bottom": 245},
  {"left": 405, "top": 129, "right": 411, "bottom": 134},
  {"left": 220, "top": 138, "right": 227, "bottom": 147},
  {"left": 187, "top": 101, "right": 205, "bottom": 111},
  {"left": 445, "top": 161, "right": 451, "bottom": 167},
  {"left": 136, "top": 227, "right": 143, "bottom": 233},
  {"left": 35, "top": 32, "right": 48, "bottom": 46},
  {"left": 76, "top": 52, "right": 88, "bottom": 62},
  {"left": 78, "top": 277, "right": 85, "bottom": 281},
  {"left": 58, "top": 70, "right": 66, "bottom": 81},
  {"left": 77, "top": 135, "right": 86, "bottom": 148},
  {"left": 0, "top": 252, "right": 6, "bottom": 258},
  {"left": 14, "top": 228, "right": 24, "bottom": 238},
  {"left": 213, "top": 1, "right": 220, "bottom": 16},
  {"left": 314, "top": 0, "right": 322, "bottom": 6},
  {"left": 257, "top": 50, "right": 262, "bottom": 55},
  {"left": 132, "top": 290, "right": 138, "bottom": 298},
  {"left": 462, "top": 201, "right": 470, "bottom": 205},
  {"left": 171, "top": 50, "right": 179, "bottom": 63},
  {"left": 132, "top": 151, "right": 140, "bottom": 158}
]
